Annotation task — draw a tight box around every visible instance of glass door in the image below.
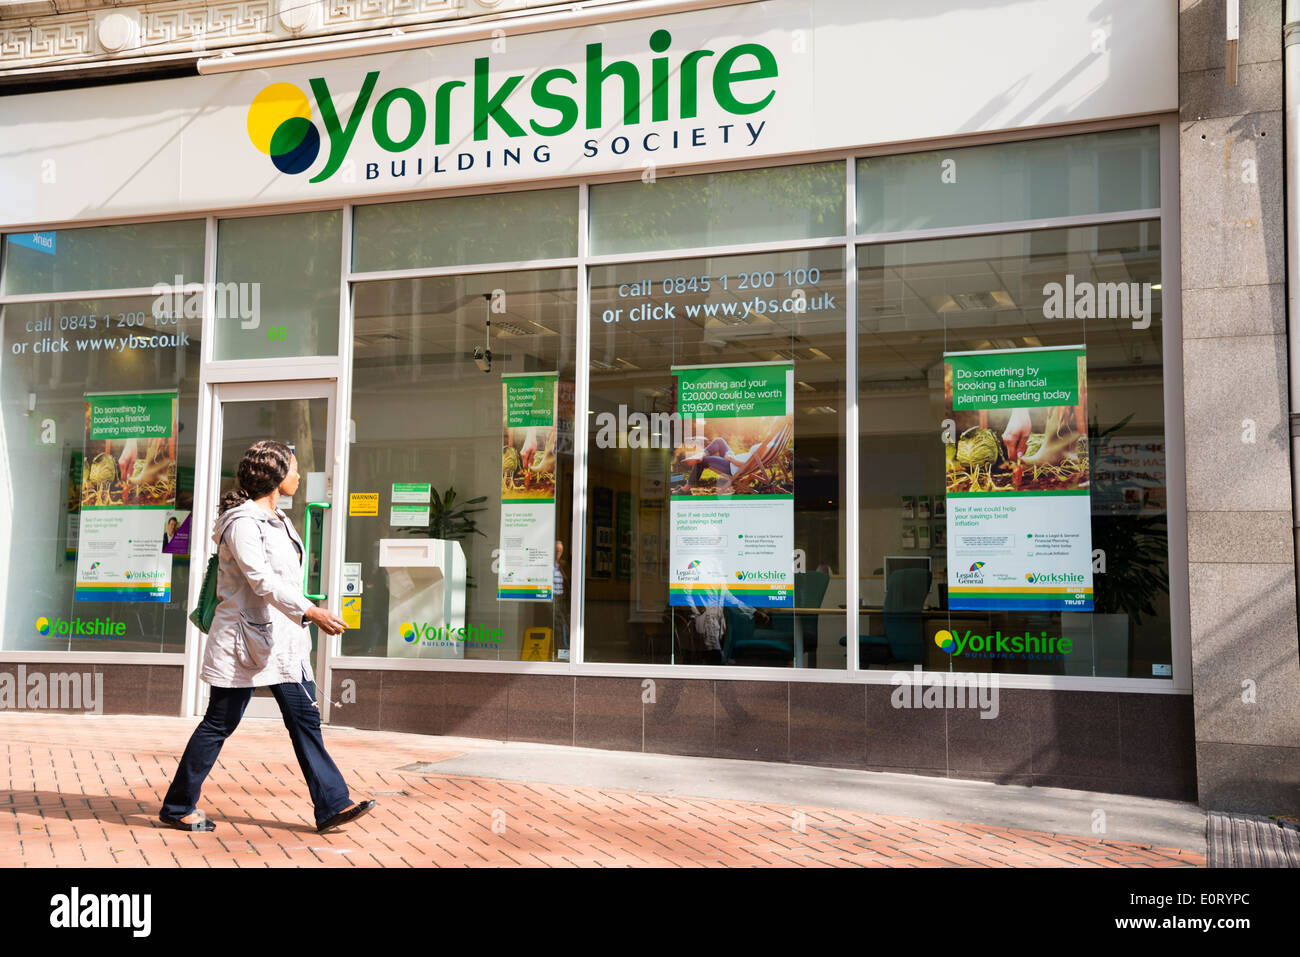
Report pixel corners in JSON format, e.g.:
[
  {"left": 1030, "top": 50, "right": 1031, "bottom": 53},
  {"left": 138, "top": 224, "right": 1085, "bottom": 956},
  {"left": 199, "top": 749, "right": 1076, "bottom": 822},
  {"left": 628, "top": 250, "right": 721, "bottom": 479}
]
[{"left": 199, "top": 381, "right": 337, "bottom": 718}]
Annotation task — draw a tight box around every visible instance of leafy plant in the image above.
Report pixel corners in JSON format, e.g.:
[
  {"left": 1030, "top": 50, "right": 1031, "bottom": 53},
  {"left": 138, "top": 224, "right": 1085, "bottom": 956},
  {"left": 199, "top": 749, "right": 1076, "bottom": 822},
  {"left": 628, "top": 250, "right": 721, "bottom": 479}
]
[
  {"left": 1089, "top": 414, "right": 1169, "bottom": 623},
  {"left": 423, "top": 486, "right": 488, "bottom": 541},
  {"left": 403, "top": 486, "right": 488, "bottom": 587}
]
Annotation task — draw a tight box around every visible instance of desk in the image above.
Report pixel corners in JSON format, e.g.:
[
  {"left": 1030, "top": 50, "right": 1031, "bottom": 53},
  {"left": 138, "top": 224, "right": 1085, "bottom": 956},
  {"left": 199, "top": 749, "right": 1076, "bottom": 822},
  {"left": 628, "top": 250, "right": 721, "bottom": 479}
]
[
  {"left": 853, "top": 609, "right": 991, "bottom": 669},
  {"left": 777, "top": 606, "right": 849, "bottom": 666},
  {"left": 749, "top": 606, "right": 982, "bottom": 668}
]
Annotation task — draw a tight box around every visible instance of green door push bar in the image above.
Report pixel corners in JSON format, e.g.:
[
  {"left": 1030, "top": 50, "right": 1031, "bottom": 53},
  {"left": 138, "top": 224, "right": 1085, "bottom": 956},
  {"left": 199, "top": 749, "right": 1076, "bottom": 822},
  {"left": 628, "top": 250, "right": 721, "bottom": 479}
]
[{"left": 303, "top": 501, "right": 331, "bottom": 600}]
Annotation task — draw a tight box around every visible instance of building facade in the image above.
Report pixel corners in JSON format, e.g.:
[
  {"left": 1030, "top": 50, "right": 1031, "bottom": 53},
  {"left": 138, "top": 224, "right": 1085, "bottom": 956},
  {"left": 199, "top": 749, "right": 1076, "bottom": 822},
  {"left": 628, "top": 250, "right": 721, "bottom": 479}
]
[{"left": 0, "top": 0, "right": 1297, "bottom": 813}]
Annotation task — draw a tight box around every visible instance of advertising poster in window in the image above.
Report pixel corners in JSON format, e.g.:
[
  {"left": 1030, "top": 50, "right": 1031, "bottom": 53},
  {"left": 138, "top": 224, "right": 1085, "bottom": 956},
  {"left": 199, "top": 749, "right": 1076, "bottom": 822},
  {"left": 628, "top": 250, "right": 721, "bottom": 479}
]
[
  {"left": 943, "top": 346, "right": 1093, "bottom": 611},
  {"left": 669, "top": 362, "right": 794, "bottom": 608},
  {"left": 63, "top": 451, "right": 81, "bottom": 562},
  {"left": 1091, "top": 434, "right": 1166, "bottom": 514},
  {"left": 75, "top": 391, "right": 179, "bottom": 602},
  {"left": 499, "top": 373, "right": 557, "bottom": 601}
]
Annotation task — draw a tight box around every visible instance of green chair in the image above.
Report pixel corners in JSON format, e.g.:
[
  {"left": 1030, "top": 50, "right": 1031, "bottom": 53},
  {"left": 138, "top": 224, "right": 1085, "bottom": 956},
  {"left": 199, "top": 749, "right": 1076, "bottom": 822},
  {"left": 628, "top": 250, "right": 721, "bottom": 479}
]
[
  {"left": 723, "top": 571, "right": 831, "bottom": 666},
  {"left": 845, "top": 567, "right": 931, "bottom": 665}
]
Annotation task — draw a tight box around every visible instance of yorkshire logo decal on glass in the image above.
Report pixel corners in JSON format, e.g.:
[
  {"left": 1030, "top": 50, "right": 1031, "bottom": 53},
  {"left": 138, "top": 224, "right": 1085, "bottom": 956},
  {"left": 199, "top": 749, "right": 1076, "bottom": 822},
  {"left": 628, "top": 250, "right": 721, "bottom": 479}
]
[
  {"left": 247, "top": 83, "right": 321, "bottom": 175},
  {"left": 933, "top": 628, "right": 1073, "bottom": 660},
  {"left": 399, "top": 621, "right": 417, "bottom": 643},
  {"left": 35, "top": 614, "right": 127, "bottom": 638}
]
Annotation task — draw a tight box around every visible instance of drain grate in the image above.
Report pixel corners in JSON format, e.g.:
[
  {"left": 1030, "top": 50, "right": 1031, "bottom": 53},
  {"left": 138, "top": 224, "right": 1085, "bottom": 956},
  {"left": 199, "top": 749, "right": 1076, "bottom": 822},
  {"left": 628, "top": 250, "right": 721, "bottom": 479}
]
[
  {"left": 369, "top": 789, "right": 411, "bottom": 797},
  {"left": 1207, "top": 812, "right": 1300, "bottom": 867}
]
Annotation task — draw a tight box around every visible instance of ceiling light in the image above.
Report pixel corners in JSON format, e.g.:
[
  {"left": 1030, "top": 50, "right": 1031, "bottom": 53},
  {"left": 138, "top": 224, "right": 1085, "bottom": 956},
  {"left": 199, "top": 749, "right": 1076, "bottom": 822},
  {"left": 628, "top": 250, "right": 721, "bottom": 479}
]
[{"left": 934, "top": 290, "right": 1015, "bottom": 312}]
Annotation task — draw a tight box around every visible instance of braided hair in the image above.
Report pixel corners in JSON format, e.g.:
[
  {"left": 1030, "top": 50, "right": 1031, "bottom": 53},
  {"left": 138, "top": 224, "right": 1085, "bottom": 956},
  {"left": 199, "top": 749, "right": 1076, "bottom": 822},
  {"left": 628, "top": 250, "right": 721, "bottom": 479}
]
[{"left": 219, "top": 440, "right": 293, "bottom": 513}]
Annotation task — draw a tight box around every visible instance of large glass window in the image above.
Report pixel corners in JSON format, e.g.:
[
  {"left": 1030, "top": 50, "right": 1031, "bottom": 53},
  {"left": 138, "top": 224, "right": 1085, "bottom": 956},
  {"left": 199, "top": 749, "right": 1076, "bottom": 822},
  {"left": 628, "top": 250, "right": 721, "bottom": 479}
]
[
  {"left": 214, "top": 210, "right": 341, "bottom": 360},
  {"left": 857, "top": 127, "right": 1160, "bottom": 234},
  {"left": 586, "top": 247, "right": 847, "bottom": 668},
  {"left": 1, "top": 221, "right": 205, "bottom": 295},
  {"left": 590, "top": 162, "right": 844, "bottom": 256},
  {"left": 343, "top": 268, "right": 577, "bottom": 661},
  {"left": 0, "top": 293, "right": 201, "bottom": 652},
  {"left": 352, "top": 188, "right": 578, "bottom": 272},
  {"left": 856, "top": 221, "right": 1168, "bottom": 678}
]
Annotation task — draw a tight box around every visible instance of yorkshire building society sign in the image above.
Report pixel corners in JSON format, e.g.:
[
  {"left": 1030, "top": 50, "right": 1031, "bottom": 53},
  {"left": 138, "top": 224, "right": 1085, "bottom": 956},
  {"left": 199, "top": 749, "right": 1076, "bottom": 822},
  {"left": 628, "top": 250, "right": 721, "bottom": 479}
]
[
  {"left": 0, "top": 0, "right": 1176, "bottom": 226},
  {"left": 244, "top": 29, "right": 781, "bottom": 183}
]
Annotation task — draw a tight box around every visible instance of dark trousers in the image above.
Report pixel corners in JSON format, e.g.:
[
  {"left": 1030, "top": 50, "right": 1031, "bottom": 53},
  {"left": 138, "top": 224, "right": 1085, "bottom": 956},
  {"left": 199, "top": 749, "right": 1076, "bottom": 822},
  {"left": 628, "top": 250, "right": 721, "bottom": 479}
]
[{"left": 161, "top": 681, "right": 352, "bottom": 829}]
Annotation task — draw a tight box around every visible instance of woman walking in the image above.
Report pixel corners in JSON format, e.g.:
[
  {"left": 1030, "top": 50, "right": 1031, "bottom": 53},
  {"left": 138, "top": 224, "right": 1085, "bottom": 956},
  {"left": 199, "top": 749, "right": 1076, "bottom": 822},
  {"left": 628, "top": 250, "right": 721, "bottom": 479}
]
[{"left": 160, "top": 440, "right": 375, "bottom": 833}]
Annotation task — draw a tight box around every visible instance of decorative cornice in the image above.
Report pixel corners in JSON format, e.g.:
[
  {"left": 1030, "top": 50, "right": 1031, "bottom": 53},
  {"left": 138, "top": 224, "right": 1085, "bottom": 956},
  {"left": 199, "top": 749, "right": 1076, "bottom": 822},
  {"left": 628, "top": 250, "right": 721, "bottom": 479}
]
[{"left": 0, "top": 0, "right": 583, "bottom": 69}]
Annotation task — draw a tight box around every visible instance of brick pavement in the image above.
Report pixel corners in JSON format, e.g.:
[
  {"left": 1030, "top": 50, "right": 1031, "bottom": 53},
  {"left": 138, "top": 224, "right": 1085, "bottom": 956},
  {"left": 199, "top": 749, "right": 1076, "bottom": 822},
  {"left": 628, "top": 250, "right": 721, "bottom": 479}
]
[{"left": 0, "top": 713, "right": 1204, "bottom": 867}]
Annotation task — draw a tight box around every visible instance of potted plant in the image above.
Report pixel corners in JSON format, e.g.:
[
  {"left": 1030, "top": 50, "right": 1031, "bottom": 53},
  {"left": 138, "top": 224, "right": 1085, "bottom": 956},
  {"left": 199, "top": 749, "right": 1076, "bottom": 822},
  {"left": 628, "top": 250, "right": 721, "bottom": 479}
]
[
  {"left": 403, "top": 486, "right": 488, "bottom": 587},
  {"left": 1063, "top": 415, "right": 1169, "bottom": 676}
]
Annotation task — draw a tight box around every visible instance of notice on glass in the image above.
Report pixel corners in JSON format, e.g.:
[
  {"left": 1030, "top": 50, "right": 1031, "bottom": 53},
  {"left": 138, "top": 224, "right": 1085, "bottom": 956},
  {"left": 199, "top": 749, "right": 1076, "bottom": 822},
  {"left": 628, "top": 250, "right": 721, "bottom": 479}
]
[
  {"left": 391, "top": 482, "right": 431, "bottom": 504},
  {"left": 390, "top": 504, "right": 429, "bottom": 527},
  {"left": 161, "top": 510, "right": 191, "bottom": 556},
  {"left": 499, "top": 373, "right": 557, "bottom": 601},
  {"left": 75, "top": 391, "right": 179, "bottom": 602},
  {"left": 668, "top": 362, "right": 794, "bottom": 608},
  {"left": 349, "top": 492, "right": 379, "bottom": 516},
  {"left": 943, "top": 346, "right": 1093, "bottom": 611}
]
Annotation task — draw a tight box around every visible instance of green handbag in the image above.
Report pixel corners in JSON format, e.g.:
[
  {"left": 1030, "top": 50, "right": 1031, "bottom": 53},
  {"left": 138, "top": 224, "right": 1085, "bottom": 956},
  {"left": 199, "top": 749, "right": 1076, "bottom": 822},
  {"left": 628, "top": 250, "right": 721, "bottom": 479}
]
[{"left": 188, "top": 553, "right": 220, "bottom": 633}]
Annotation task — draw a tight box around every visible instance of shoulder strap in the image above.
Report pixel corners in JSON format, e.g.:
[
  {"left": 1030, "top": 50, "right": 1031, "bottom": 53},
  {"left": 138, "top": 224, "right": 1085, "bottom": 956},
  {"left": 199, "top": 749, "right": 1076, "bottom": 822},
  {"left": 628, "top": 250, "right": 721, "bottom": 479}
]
[{"left": 282, "top": 521, "right": 303, "bottom": 561}]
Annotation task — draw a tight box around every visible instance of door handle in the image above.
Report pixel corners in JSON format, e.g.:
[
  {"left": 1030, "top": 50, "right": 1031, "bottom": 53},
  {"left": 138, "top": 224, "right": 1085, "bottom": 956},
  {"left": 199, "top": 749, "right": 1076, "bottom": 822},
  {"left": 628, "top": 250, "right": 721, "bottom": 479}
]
[{"left": 303, "top": 501, "right": 331, "bottom": 600}]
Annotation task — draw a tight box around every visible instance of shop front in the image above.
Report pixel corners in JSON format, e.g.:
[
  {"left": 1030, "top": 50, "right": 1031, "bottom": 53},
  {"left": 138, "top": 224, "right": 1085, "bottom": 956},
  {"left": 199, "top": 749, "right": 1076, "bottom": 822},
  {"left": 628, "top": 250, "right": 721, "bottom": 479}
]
[{"left": 0, "top": 0, "right": 1193, "bottom": 797}]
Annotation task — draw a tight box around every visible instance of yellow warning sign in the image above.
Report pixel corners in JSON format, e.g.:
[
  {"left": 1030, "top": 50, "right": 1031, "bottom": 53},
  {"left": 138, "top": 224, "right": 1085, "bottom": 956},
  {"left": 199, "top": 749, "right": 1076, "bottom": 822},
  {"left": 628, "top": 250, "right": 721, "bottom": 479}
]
[
  {"left": 520, "top": 627, "right": 553, "bottom": 662},
  {"left": 342, "top": 596, "right": 362, "bottom": 629},
  {"left": 349, "top": 492, "right": 379, "bottom": 516}
]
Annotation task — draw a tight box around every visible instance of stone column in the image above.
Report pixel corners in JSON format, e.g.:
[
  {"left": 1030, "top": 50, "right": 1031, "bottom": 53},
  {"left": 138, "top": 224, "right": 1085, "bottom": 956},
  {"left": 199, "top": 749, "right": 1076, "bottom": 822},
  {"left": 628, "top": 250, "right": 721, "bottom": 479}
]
[{"left": 1181, "top": 0, "right": 1300, "bottom": 812}]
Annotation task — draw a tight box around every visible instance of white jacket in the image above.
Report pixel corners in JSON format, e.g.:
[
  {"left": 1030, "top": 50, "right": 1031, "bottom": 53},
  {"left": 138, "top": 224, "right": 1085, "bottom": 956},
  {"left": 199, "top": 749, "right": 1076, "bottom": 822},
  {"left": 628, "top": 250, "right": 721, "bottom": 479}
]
[{"left": 199, "top": 500, "right": 315, "bottom": 688}]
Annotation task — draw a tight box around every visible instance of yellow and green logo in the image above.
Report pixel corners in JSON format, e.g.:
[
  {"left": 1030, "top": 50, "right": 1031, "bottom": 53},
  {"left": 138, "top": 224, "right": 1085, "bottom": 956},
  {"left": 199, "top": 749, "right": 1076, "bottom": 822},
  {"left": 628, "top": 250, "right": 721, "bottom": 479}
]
[
  {"left": 35, "top": 616, "right": 51, "bottom": 635},
  {"left": 399, "top": 621, "right": 417, "bottom": 643},
  {"left": 247, "top": 83, "right": 321, "bottom": 175},
  {"left": 933, "top": 629, "right": 956, "bottom": 653}
]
